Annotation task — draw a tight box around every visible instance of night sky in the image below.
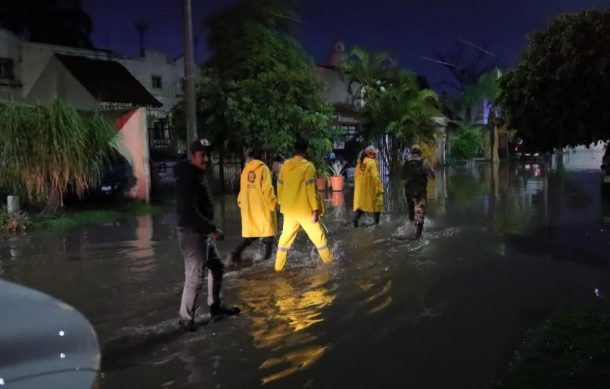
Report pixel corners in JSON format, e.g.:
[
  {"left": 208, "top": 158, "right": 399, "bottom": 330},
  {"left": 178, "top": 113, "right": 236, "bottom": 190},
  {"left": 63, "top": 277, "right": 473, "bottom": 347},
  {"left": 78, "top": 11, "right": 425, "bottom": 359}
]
[{"left": 82, "top": 0, "right": 609, "bottom": 92}]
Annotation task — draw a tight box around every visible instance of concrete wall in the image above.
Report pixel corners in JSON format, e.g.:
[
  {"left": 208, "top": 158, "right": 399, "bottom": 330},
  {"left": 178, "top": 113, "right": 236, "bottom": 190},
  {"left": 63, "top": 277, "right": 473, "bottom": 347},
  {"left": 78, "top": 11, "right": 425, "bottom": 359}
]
[{"left": 115, "top": 108, "right": 151, "bottom": 203}]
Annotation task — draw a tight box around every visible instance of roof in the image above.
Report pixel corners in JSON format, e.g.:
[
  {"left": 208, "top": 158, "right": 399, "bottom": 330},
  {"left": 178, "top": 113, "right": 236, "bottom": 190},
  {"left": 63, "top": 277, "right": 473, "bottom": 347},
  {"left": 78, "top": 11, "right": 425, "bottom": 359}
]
[{"left": 56, "top": 54, "right": 162, "bottom": 107}]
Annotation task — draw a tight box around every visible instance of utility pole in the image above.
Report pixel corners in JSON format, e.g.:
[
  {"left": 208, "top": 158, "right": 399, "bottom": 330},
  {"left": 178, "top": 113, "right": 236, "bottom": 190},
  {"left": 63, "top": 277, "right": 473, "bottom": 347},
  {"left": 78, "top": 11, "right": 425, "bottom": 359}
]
[{"left": 183, "top": 0, "right": 198, "bottom": 153}]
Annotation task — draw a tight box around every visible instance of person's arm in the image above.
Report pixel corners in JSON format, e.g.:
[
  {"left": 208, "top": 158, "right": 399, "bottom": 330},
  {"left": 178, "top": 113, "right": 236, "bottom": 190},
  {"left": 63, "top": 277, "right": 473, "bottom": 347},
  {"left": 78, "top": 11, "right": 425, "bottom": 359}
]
[
  {"left": 237, "top": 170, "right": 244, "bottom": 208},
  {"left": 261, "top": 165, "right": 277, "bottom": 211},
  {"left": 370, "top": 160, "right": 384, "bottom": 195},
  {"left": 305, "top": 164, "right": 323, "bottom": 220},
  {"left": 424, "top": 160, "right": 436, "bottom": 179},
  {"left": 277, "top": 166, "right": 284, "bottom": 208},
  {"left": 176, "top": 170, "right": 217, "bottom": 234}
]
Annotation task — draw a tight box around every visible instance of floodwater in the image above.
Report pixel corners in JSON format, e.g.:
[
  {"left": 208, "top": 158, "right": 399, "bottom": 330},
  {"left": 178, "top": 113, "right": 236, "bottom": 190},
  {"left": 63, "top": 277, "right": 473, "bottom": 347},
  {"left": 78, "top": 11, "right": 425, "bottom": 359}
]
[{"left": 2, "top": 150, "right": 610, "bottom": 388}]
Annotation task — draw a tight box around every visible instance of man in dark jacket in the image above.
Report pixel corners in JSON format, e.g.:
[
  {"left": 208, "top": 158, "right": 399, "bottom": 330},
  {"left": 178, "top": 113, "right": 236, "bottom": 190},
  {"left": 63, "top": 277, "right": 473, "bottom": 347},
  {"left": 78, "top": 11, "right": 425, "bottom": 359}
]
[
  {"left": 401, "top": 144, "right": 435, "bottom": 239},
  {"left": 175, "top": 139, "right": 239, "bottom": 331}
]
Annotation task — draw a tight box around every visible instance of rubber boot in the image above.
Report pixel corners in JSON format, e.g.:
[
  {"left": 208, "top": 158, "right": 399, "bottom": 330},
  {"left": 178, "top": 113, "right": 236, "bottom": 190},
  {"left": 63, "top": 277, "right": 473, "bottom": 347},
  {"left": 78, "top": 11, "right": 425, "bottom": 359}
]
[
  {"left": 262, "top": 242, "right": 273, "bottom": 260},
  {"left": 415, "top": 223, "right": 423, "bottom": 239},
  {"left": 373, "top": 212, "right": 381, "bottom": 225},
  {"left": 353, "top": 210, "right": 363, "bottom": 228},
  {"left": 210, "top": 302, "right": 241, "bottom": 321}
]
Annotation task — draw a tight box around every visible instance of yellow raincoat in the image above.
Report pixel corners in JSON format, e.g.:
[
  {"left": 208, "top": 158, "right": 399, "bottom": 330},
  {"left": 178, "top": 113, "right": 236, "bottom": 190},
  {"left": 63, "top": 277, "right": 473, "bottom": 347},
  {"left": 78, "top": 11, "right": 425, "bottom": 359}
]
[
  {"left": 353, "top": 156, "right": 384, "bottom": 213},
  {"left": 275, "top": 156, "right": 332, "bottom": 271},
  {"left": 237, "top": 159, "right": 277, "bottom": 238}
]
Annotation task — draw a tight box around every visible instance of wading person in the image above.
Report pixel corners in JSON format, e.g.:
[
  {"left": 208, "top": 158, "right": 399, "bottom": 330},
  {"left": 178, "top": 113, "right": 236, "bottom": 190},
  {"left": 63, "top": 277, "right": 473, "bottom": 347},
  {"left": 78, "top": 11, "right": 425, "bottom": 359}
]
[
  {"left": 275, "top": 138, "right": 333, "bottom": 271},
  {"left": 175, "top": 139, "right": 239, "bottom": 331},
  {"left": 225, "top": 148, "right": 277, "bottom": 267},
  {"left": 353, "top": 145, "right": 384, "bottom": 227},
  {"left": 401, "top": 144, "right": 435, "bottom": 239}
]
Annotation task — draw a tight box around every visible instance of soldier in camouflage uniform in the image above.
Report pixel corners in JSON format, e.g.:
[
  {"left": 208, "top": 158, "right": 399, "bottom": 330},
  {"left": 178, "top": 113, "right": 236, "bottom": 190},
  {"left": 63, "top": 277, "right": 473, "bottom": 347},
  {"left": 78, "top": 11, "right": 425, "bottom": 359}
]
[{"left": 401, "top": 144, "right": 435, "bottom": 239}]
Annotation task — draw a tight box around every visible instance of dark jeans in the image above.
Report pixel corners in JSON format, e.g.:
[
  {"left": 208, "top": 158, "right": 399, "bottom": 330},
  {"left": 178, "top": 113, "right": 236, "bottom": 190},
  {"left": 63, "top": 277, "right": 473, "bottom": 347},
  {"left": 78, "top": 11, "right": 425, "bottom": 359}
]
[
  {"left": 232, "top": 236, "right": 274, "bottom": 259},
  {"left": 177, "top": 227, "right": 224, "bottom": 322}
]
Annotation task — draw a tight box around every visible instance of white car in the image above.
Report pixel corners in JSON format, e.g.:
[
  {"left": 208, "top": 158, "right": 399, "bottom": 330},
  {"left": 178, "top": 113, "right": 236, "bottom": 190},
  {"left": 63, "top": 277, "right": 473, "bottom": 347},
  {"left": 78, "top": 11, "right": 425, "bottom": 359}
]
[{"left": 0, "top": 280, "right": 100, "bottom": 388}]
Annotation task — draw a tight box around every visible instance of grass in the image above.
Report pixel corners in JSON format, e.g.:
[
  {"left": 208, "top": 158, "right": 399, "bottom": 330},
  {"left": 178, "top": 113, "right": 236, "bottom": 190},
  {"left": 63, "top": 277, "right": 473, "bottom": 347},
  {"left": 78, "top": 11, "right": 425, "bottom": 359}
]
[
  {"left": 30, "top": 201, "right": 170, "bottom": 230},
  {"left": 494, "top": 310, "right": 610, "bottom": 389}
]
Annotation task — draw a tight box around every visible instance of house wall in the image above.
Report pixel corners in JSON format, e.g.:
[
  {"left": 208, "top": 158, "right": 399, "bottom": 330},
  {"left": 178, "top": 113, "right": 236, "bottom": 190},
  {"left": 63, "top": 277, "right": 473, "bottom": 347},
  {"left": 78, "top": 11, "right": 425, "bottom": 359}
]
[
  {"left": 115, "top": 108, "right": 151, "bottom": 203},
  {"left": 25, "top": 56, "right": 98, "bottom": 109},
  {"left": 315, "top": 66, "right": 357, "bottom": 107},
  {"left": 0, "top": 28, "right": 21, "bottom": 100},
  {"left": 117, "top": 50, "right": 184, "bottom": 114}
]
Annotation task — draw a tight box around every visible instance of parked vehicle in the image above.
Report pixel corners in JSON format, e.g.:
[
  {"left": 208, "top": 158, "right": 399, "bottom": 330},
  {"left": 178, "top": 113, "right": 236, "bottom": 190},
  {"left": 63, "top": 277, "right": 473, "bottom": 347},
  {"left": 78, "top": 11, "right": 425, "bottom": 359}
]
[{"left": 0, "top": 279, "right": 100, "bottom": 388}]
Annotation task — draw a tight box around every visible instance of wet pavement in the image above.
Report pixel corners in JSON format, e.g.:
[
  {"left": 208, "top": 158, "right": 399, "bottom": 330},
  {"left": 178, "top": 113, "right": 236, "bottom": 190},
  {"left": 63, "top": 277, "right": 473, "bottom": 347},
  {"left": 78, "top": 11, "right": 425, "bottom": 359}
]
[{"left": 2, "top": 150, "right": 610, "bottom": 388}]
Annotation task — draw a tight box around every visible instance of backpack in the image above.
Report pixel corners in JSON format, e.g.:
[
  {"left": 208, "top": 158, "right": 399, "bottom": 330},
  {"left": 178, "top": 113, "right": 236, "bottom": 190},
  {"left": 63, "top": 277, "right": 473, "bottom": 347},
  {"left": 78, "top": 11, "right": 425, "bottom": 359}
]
[{"left": 403, "top": 159, "right": 427, "bottom": 196}]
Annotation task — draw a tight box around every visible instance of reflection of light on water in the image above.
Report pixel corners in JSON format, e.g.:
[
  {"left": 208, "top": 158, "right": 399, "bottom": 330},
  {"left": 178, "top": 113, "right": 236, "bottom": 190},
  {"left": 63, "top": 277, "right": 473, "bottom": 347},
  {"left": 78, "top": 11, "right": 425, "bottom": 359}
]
[
  {"left": 358, "top": 279, "right": 393, "bottom": 314},
  {"left": 259, "top": 346, "right": 327, "bottom": 385},
  {"left": 118, "top": 215, "right": 157, "bottom": 282},
  {"left": 238, "top": 271, "right": 335, "bottom": 384}
]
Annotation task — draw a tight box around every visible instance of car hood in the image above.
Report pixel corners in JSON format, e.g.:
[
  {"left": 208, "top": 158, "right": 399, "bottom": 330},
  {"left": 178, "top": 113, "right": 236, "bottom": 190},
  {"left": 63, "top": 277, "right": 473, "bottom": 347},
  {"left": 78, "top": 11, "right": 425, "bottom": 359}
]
[{"left": 0, "top": 279, "right": 100, "bottom": 388}]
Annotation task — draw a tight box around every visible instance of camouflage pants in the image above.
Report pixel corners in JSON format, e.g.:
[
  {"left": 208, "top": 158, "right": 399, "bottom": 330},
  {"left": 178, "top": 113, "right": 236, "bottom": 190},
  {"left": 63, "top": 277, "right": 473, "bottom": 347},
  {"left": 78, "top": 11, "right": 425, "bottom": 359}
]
[{"left": 407, "top": 195, "right": 426, "bottom": 225}]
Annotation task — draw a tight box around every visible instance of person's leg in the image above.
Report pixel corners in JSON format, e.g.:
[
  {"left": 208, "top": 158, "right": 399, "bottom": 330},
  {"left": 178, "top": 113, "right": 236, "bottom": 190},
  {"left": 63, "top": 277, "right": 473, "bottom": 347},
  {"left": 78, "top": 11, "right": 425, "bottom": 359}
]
[
  {"left": 177, "top": 228, "right": 205, "bottom": 327},
  {"left": 225, "top": 238, "right": 254, "bottom": 266},
  {"left": 275, "top": 217, "right": 301, "bottom": 271},
  {"left": 407, "top": 196, "right": 415, "bottom": 222},
  {"left": 414, "top": 195, "right": 427, "bottom": 239},
  {"left": 353, "top": 209, "right": 364, "bottom": 227},
  {"left": 206, "top": 238, "right": 240, "bottom": 317},
  {"left": 301, "top": 217, "right": 333, "bottom": 264},
  {"left": 261, "top": 236, "right": 274, "bottom": 260},
  {"left": 373, "top": 212, "right": 381, "bottom": 225}
]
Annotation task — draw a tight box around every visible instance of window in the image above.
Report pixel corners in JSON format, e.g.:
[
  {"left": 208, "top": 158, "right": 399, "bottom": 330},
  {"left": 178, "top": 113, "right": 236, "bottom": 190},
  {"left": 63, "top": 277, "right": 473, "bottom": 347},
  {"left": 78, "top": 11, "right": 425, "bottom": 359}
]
[
  {"left": 0, "top": 58, "right": 14, "bottom": 80},
  {"left": 151, "top": 75, "right": 162, "bottom": 89}
]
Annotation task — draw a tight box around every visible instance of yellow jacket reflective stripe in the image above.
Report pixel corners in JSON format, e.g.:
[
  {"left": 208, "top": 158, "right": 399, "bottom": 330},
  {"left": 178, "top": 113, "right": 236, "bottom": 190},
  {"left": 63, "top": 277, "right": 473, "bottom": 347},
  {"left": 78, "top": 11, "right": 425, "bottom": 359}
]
[
  {"left": 277, "top": 156, "right": 323, "bottom": 218},
  {"left": 237, "top": 159, "right": 277, "bottom": 237},
  {"left": 353, "top": 156, "right": 384, "bottom": 212}
]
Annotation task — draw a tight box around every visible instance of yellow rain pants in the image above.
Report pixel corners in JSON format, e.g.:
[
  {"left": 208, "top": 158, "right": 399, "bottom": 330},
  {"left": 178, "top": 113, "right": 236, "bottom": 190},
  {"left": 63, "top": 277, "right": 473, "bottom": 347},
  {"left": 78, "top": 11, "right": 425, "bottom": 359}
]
[{"left": 275, "top": 155, "right": 333, "bottom": 271}]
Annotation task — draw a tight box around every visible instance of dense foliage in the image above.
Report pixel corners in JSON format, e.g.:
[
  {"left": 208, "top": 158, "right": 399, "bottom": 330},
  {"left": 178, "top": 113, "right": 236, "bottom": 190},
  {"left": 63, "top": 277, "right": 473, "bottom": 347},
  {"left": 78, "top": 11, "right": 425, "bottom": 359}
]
[
  {"left": 198, "top": 0, "right": 339, "bottom": 164},
  {"left": 500, "top": 9, "right": 610, "bottom": 150},
  {"left": 0, "top": 100, "right": 117, "bottom": 208}
]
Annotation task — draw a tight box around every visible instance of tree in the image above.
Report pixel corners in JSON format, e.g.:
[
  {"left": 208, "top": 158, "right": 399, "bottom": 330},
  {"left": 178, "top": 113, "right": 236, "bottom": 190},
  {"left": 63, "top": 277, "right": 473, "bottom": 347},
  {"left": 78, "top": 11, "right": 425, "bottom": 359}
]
[
  {"left": 500, "top": 9, "right": 610, "bottom": 150},
  {"left": 199, "top": 0, "right": 338, "bottom": 165},
  {"left": 339, "top": 47, "right": 395, "bottom": 106},
  {"left": 459, "top": 68, "right": 504, "bottom": 161},
  {"left": 1, "top": 0, "right": 93, "bottom": 48},
  {"left": 363, "top": 71, "right": 441, "bottom": 175},
  {"left": 342, "top": 48, "right": 441, "bottom": 175},
  {"left": 0, "top": 100, "right": 117, "bottom": 209}
]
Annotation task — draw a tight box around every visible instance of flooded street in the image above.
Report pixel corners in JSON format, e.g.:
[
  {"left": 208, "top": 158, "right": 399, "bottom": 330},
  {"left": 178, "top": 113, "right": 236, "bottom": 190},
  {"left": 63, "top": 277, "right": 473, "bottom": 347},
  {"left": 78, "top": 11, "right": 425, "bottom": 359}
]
[{"left": 2, "top": 150, "right": 610, "bottom": 388}]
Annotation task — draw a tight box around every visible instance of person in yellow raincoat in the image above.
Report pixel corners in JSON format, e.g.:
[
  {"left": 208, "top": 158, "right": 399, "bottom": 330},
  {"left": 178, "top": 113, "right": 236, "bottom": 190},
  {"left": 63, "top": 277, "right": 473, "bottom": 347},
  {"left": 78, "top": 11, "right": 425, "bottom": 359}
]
[
  {"left": 225, "top": 148, "right": 277, "bottom": 267},
  {"left": 275, "top": 138, "right": 333, "bottom": 272},
  {"left": 352, "top": 145, "right": 384, "bottom": 227}
]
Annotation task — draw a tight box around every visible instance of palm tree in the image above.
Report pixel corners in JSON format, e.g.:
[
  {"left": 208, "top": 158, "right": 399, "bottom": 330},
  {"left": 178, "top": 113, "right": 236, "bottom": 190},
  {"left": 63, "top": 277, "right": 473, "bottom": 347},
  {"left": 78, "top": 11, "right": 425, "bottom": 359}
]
[
  {"left": 457, "top": 68, "right": 503, "bottom": 162},
  {"left": 340, "top": 47, "right": 395, "bottom": 107},
  {"left": 362, "top": 70, "right": 441, "bottom": 175}
]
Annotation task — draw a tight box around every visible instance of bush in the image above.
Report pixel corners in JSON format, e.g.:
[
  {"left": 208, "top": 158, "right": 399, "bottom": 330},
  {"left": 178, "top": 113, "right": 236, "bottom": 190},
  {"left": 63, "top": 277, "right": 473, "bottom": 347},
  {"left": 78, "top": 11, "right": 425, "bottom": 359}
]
[
  {"left": 450, "top": 126, "right": 484, "bottom": 160},
  {"left": 0, "top": 206, "right": 32, "bottom": 232}
]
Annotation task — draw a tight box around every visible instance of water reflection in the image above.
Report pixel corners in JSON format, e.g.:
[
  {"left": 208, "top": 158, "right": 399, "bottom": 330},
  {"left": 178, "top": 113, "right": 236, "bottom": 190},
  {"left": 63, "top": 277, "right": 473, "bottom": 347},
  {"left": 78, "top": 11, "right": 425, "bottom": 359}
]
[{"left": 238, "top": 269, "right": 336, "bottom": 384}]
